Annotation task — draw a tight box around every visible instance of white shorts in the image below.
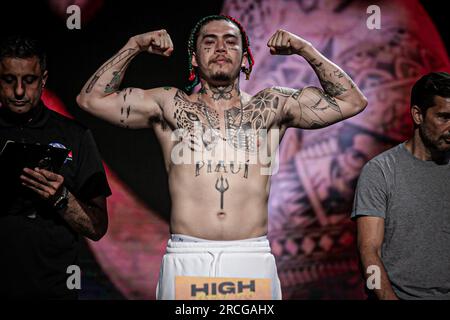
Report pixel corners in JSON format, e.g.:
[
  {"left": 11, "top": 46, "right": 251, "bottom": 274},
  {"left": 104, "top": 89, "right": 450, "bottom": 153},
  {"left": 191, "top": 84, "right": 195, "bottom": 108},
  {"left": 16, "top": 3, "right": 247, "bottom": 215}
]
[{"left": 156, "top": 234, "right": 282, "bottom": 300}]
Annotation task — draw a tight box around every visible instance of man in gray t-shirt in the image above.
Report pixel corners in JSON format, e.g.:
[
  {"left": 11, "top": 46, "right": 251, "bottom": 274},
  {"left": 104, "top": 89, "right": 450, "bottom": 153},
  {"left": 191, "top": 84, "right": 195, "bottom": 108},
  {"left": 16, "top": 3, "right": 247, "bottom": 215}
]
[{"left": 352, "top": 72, "right": 450, "bottom": 300}]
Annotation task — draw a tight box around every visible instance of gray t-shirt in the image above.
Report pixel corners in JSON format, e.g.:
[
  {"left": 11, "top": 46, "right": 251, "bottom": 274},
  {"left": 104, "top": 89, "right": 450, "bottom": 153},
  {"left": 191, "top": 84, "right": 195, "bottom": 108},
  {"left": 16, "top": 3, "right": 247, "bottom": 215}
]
[{"left": 352, "top": 142, "right": 450, "bottom": 300}]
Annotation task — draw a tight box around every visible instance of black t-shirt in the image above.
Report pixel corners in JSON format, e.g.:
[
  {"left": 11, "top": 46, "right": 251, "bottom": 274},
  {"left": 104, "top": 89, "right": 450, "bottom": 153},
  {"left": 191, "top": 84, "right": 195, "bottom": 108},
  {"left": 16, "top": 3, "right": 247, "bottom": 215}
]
[{"left": 0, "top": 101, "right": 111, "bottom": 299}]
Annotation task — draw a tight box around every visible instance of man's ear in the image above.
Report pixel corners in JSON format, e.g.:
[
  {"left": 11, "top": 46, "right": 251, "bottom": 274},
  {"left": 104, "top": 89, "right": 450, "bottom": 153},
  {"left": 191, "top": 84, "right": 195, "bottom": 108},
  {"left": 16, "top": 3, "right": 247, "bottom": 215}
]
[
  {"left": 240, "top": 52, "right": 252, "bottom": 80},
  {"left": 411, "top": 105, "right": 424, "bottom": 126},
  {"left": 241, "top": 52, "right": 248, "bottom": 69},
  {"left": 192, "top": 52, "right": 199, "bottom": 68},
  {"left": 42, "top": 70, "right": 48, "bottom": 88}
]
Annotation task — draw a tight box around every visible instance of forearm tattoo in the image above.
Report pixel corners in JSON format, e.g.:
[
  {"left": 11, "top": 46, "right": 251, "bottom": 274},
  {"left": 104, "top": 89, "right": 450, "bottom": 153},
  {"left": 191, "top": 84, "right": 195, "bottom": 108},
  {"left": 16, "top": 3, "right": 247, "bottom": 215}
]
[
  {"left": 63, "top": 195, "right": 104, "bottom": 239},
  {"left": 310, "top": 58, "right": 349, "bottom": 97},
  {"left": 85, "top": 48, "right": 137, "bottom": 94}
]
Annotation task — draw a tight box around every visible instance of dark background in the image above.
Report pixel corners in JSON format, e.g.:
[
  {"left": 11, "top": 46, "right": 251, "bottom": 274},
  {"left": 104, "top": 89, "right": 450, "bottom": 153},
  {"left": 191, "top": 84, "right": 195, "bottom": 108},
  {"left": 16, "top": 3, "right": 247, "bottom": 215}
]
[{"left": 0, "top": 0, "right": 448, "bottom": 299}]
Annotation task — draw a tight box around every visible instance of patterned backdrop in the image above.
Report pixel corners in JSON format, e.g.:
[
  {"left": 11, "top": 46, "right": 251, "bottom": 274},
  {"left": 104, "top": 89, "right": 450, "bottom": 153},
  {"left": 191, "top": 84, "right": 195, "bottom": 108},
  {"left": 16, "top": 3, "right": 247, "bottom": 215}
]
[
  {"left": 222, "top": 0, "right": 450, "bottom": 299},
  {"left": 35, "top": 0, "right": 450, "bottom": 299}
]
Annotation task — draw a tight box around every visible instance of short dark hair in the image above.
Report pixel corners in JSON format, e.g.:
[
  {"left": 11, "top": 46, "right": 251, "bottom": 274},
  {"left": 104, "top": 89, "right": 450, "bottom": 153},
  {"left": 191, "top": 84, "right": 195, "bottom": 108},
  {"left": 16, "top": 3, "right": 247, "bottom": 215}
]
[
  {"left": 0, "top": 35, "right": 47, "bottom": 71},
  {"left": 411, "top": 72, "right": 450, "bottom": 115}
]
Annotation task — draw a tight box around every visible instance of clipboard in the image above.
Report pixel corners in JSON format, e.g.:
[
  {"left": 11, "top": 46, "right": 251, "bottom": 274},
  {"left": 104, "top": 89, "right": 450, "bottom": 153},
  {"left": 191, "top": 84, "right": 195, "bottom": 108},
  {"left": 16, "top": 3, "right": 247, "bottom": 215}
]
[{"left": 0, "top": 140, "right": 70, "bottom": 185}]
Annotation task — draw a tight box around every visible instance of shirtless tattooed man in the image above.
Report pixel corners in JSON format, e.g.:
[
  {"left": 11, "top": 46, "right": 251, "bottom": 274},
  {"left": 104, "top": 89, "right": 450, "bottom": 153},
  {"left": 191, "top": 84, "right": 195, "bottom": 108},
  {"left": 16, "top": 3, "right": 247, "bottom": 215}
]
[{"left": 77, "top": 15, "right": 367, "bottom": 300}]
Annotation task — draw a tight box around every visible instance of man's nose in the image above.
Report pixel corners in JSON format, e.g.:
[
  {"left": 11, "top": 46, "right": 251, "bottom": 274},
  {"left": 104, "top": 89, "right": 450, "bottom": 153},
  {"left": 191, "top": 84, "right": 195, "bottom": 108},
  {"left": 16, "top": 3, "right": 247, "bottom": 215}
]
[
  {"left": 215, "top": 40, "right": 227, "bottom": 53},
  {"left": 14, "top": 82, "right": 25, "bottom": 98}
]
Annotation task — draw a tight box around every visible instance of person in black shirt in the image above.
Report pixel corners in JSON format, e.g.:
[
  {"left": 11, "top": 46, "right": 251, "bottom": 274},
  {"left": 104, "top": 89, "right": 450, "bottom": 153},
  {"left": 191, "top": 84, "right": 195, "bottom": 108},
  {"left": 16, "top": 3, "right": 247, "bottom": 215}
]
[{"left": 0, "top": 36, "right": 111, "bottom": 299}]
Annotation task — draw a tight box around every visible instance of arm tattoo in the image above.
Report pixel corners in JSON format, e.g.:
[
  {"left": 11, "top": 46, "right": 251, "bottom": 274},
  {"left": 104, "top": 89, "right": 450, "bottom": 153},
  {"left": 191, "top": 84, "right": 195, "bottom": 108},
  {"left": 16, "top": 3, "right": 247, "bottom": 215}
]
[
  {"left": 292, "top": 90, "right": 301, "bottom": 100},
  {"left": 273, "top": 85, "right": 343, "bottom": 128},
  {"left": 320, "top": 80, "right": 347, "bottom": 97},
  {"left": 272, "top": 86, "right": 297, "bottom": 97},
  {"left": 62, "top": 195, "right": 105, "bottom": 240},
  {"left": 272, "top": 82, "right": 344, "bottom": 128},
  {"left": 118, "top": 88, "right": 133, "bottom": 128},
  {"left": 310, "top": 58, "right": 348, "bottom": 97},
  {"left": 297, "top": 87, "right": 343, "bottom": 128},
  {"left": 272, "top": 86, "right": 302, "bottom": 100},
  {"left": 85, "top": 48, "right": 137, "bottom": 93},
  {"left": 105, "top": 71, "right": 122, "bottom": 93},
  {"left": 313, "top": 88, "right": 342, "bottom": 113}
]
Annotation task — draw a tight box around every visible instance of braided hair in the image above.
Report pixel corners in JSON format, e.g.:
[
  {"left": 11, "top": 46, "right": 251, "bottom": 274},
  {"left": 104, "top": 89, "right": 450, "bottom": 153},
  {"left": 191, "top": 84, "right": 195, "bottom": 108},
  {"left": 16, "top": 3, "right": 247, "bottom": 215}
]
[{"left": 186, "top": 15, "right": 255, "bottom": 93}]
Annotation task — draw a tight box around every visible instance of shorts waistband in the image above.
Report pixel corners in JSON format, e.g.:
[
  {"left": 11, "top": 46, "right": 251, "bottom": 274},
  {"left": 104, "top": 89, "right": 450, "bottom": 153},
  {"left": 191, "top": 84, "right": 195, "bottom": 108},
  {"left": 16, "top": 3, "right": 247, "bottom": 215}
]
[
  {"left": 166, "top": 234, "right": 271, "bottom": 253},
  {"left": 171, "top": 234, "right": 267, "bottom": 243}
]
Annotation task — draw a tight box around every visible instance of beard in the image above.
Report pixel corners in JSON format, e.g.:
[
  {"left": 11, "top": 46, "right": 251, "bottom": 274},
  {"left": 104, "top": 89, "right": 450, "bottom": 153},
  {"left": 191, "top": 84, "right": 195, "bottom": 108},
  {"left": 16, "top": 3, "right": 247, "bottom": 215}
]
[
  {"left": 419, "top": 124, "right": 450, "bottom": 153},
  {"left": 210, "top": 71, "right": 232, "bottom": 82}
]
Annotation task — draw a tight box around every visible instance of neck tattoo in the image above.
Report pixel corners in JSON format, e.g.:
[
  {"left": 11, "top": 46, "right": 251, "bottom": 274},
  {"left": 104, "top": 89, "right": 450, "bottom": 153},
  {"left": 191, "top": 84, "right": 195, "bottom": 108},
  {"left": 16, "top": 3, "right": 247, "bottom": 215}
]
[
  {"left": 210, "top": 84, "right": 234, "bottom": 100},
  {"left": 200, "top": 82, "right": 239, "bottom": 101}
]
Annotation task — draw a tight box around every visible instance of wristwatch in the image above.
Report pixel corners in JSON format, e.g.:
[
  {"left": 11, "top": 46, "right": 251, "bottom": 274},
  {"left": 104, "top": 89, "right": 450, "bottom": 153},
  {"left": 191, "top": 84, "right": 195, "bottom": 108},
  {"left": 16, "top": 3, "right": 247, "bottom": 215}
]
[{"left": 53, "top": 186, "right": 69, "bottom": 210}]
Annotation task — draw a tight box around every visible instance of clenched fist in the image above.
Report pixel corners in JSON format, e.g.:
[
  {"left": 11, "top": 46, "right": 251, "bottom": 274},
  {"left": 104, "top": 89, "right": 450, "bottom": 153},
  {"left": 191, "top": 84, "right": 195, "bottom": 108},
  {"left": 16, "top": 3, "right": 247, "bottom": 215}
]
[
  {"left": 132, "top": 29, "right": 174, "bottom": 57},
  {"left": 267, "top": 29, "right": 311, "bottom": 55}
]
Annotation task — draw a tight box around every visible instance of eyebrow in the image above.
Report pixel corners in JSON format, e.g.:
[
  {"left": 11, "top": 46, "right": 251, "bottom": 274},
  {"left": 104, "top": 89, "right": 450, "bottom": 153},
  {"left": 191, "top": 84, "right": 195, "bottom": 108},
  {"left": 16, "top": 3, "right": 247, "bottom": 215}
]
[
  {"left": 436, "top": 112, "right": 450, "bottom": 117},
  {"left": 1, "top": 74, "right": 38, "bottom": 77},
  {"left": 3, "top": 73, "right": 38, "bottom": 76},
  {"left": 0, "top": 74, "right": 39, "bottom": 80},
  {"left": 201, "top": 33, "right": 238, "bottom": 40}
]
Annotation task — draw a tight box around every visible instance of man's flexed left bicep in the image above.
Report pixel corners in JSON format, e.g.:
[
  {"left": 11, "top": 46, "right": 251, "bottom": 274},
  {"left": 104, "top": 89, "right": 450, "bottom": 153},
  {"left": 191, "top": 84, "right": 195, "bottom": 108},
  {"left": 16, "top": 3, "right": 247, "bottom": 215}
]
[
  {"left": 267, "top": 29, "right": 368, "bottom": 129},
  {"left": 282, "top": 86, "right": 364, "bottom": 129}
]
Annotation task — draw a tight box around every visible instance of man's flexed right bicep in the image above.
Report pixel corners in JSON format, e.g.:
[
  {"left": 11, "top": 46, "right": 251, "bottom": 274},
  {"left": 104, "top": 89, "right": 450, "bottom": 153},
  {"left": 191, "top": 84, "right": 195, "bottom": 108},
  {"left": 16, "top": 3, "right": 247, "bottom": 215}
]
[{"left": 77, "top": 30, "right": 174, "bottom": 129}]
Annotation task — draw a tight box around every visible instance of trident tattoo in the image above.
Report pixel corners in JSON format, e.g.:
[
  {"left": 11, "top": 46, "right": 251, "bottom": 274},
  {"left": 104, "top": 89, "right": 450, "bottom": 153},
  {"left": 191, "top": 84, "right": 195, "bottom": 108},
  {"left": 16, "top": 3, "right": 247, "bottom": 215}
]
[{"left": 215, "top": 175, "right": 229, "bottom": 210}]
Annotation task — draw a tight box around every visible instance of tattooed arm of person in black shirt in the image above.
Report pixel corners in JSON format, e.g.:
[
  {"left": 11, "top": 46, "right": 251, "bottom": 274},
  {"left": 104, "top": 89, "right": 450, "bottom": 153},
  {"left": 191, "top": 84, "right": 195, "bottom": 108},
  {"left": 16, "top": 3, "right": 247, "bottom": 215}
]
[{"left": 20, "top": 167, "right": 107, "bottom": 241}]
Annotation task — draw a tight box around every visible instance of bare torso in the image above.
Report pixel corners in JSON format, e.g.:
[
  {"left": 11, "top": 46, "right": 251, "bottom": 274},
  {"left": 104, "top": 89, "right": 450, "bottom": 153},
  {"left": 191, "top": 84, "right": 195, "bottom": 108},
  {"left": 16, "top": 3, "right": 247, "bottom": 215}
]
[
  {"left": 153, "top": 88, "right": 286, "bottom": 240},
  {"left": 77, "top": 24, "right": 367, "bottom": 241}
]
